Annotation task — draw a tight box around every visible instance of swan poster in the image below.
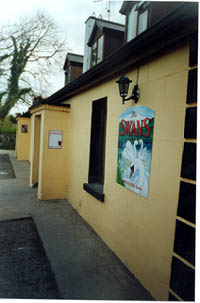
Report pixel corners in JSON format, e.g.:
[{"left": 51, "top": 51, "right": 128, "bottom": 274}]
[{"left": 117, "top": 106, "right": 155, "bottom": 198}]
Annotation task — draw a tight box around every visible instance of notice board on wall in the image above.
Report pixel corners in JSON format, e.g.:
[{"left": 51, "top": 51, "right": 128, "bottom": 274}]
[
  {"left": 21, "top": 125, "right": 28, "bottom": 133},
  {"left": 117, "top": 106, "right": 155, "bottom": 198},
  {"left": 48, "top": 130, "right": 63, "bottom": 149}
]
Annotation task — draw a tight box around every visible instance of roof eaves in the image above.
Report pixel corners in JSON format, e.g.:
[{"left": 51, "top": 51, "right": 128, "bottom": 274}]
[
  {"left": 29, "top": 99, "right": 70, "bottom": 112},
  {"left": 120, "top": 1, "right": 136, "bottom": 15}
]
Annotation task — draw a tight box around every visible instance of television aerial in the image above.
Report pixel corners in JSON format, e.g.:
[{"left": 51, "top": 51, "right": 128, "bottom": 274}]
[{"left": 93, "top": 0, "right": 111, "bottom": 20}]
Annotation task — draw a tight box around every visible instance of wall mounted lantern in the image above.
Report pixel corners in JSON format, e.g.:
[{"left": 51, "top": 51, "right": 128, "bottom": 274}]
[{"left": 116, "top": 75, "right": 140, "bottom": 104}]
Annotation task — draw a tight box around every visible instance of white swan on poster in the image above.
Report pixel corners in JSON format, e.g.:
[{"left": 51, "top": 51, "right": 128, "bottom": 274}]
[
  {"left": 138, "top": 138, "right": 147, "bottom": 160},
  {"left": 122, "top": 140, "right": 138, "bottom": 170},
  {"left": 130, "top": 156, "right": 148, "bottom": 197},
  {"left": 122, "top": 139, "right": 148, "bottom": 197}
]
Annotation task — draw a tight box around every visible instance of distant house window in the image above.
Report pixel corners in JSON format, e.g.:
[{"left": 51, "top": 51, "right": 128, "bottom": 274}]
[
  {"left": 127, "top": 2, "right": 149, "bottom": 41},
  {"left": 137, "top": 8, "right": 148, "bottom": 35},
  {"left": 91, "top": 35, "right": 104, "bottom": 67},
  {"left": 136, "top": 2, "right": 149, "bottom": 35},
  {"left": 91, "top": 42, "right": 97, "bottom": 67},
  {"left": 97, "top": 35, "right": 104, "bottom": 63},
  {"left": 83, "top": 97, "right": 107, "bottom": 202},
  {"left": 127, "top": 6, "right": 138, "bottom": 41},
  {"left": 65, "top": 64, "right": 71, "bottom": 85}
]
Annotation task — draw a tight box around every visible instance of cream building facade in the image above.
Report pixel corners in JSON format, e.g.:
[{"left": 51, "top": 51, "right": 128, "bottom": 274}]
[{"left": 16, "top": 2, "right": 197, "bottom": 301}]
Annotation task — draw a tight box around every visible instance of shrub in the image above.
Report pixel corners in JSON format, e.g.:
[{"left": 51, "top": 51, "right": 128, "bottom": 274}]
[{"left": 0, "top": 117, "right": 16, "bottom": 134}]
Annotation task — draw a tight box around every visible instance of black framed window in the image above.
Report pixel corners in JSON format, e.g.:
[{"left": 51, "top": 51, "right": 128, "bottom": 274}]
[
  {"left": 89, "top": 97, "right": 107, "bottom": 184},
  {"left": 83, "top": 97, "right": 107, "bottom": 202}
]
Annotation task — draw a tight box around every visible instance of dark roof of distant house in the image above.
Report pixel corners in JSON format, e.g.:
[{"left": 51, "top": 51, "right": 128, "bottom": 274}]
[
  {"left": 92, "top": 18, "right": 125, "bottom": 32},
  {"left": 120, "top": 0, "right": 137, "bottom": 15},
  {"left": 16, "top": 111, "right": 31, "bottom": 118},
  {"left": 39, "top": 2, "right": 198, "bottom": 105},
  {"left": 63, "top": 53, "right": 83, "bottom": 70},
  {"left": 85, "top": 15, "right": 125, "bottom": 27}
]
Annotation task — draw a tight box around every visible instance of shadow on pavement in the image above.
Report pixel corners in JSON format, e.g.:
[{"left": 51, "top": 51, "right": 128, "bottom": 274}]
[
  {"left": 0, "top": 217, "right": 61, "bottom": 299},
  {"left": 0, "top": 154, "right": 15, "bottom": 179}
]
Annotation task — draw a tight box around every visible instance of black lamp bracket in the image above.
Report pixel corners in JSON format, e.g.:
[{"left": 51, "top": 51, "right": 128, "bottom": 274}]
[{"left": 122, "top": 84, "right": 140, "bottom": 104}]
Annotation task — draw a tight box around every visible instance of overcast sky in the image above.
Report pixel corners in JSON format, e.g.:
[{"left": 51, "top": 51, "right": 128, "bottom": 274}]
[
  {"left": 0, "top": 0, "right": 125, "bottom": 113},
  {"left": 0, "top": 0, "right": 125, "bottom": 55}
]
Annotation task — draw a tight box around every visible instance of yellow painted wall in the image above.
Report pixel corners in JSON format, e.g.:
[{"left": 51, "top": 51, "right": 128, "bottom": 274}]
[
  {"left": 16, "top": 117, "right": 31, "bottom": 161},
  {"left": 62, "top": 42, "right": 189, "bottom": 300},
  {"left": 30, "top": 105, "right": 69, "bottom": 200}
]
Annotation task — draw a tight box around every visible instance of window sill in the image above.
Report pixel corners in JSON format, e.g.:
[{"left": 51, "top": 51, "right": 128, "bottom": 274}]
[{"left": 83, "top": 183, "right": 104, "bottom": 202}]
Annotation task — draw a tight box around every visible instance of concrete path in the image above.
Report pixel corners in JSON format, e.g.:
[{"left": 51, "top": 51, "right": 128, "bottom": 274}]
[{"left": 0, "top": 150, "right": 154, "bottom": 300}]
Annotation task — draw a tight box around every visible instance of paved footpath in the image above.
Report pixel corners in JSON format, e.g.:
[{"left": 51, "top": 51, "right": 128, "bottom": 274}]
[{"left": 0, "top": 150, "right": 154, "bottom": 300}]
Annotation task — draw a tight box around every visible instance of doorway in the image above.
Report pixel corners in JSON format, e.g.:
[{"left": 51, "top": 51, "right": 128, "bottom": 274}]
[{"left": 32, "top": 115, "right": 41, "bottom": 187}]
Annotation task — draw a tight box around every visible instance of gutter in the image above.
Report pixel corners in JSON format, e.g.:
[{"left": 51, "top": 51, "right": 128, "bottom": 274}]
[
  {"left": 29, "top": 99, "right": 70, "bottom": 112},
  {"left": 47, "top": 2, "right": 198, "bottom": 104}
]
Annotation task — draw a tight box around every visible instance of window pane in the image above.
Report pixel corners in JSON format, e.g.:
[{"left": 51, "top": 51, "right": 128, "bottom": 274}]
[
  {"left": 65, "top": 64, "right": 71, "bottom": 85},
  {"left": 138, "top": 9, "right": 148, "bottom": 35},
  {"left": 89, "top": 98, "right": 107, "bottom": 184},
  {"left": 91, "top": 49, "right": 97, "bottom": 67},
  {"left": 97, "top": 35, "right": 104, "bottom": 63},
  {"left": 127, "top": 7, "right": 138, "bottom": 41},
  {"left": 92, "top": 41, "right": 97, "bottom": 50}
]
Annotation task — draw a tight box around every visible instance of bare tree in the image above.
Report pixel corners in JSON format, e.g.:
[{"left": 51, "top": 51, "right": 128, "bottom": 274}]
[{"left": 0, "top": 11, "right": 69, "bottom": 120}]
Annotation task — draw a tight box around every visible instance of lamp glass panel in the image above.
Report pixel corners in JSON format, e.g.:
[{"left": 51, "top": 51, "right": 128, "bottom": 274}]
[{"left": 119, "top": 82, "right": 129, "bottom": 97}]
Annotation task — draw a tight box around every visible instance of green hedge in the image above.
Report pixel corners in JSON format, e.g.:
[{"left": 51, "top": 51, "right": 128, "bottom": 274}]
[
  {"left": 0, "top": 118, "right": 16, "bottom": 149},
  {"left": 0, "top": 133, "right": 16, "bottom": 150},
  {"left": 0, "top": 119, "right": 16, "bottom": 134}
]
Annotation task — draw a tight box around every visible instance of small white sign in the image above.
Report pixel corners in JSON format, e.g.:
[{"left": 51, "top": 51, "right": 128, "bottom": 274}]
[{"left": 48, "top": 130, "right": 63, "bottom": 149}]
